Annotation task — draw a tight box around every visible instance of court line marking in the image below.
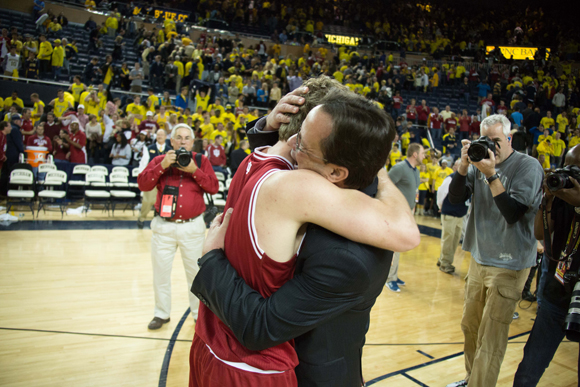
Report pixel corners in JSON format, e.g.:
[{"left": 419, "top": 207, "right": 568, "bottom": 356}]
[
  {"left": 159, "top": 308, "right": 191, "bottom": 387},
  {"left": 417, "top": 350, "right": 435, "bottom": 359},
  {"left": 0, "top": 326, "right": 191, "bottom": 342},
  {"left": 365, "top": 330, "right": 531, "bottom": 386},
  {"left": 401, "top": 372, "right": 430, "bottom": 387}
]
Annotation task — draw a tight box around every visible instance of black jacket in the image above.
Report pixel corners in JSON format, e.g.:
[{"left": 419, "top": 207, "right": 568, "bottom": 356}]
[
  {"left": 7, "top": 124, "right": 24, "bottom": 164},
  {"left": 191, "top": 122, "right": 393, "bottom": 386}
]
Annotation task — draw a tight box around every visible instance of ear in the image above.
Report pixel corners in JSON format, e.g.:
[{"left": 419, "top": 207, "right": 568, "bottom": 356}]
[{"left": 325, "top": 164, "right": 349, "bottom": 186}]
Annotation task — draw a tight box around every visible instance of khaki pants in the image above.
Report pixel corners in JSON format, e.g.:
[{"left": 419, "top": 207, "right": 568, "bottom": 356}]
[
  {"left": 139, "top": 189, "right": 157, "bottom": 221},
  {"left": 151, "top": 215, "right": 205, "bottom": 320},
  {"left": 439, "top": 214, "right": 464, "bottom": 268},
  {"left": 461, "top": 258, "right": 529, "bottom": 387}
]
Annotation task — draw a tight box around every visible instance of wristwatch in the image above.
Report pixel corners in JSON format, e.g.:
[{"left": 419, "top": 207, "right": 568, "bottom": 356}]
[{"left": 485, "top": 173, "right": 500, "bottom": 185}]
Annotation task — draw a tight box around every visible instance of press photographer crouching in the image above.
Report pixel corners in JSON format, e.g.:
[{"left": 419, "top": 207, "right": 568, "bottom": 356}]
[
  {"left": 137, "top": 124, "right": 219, "bottom": 330},
  {"left": 446, "top": 114, "right": 544, "bottom": 387},
  {"left": 513, "top": 145, "right": 580, "bottom": 387}
]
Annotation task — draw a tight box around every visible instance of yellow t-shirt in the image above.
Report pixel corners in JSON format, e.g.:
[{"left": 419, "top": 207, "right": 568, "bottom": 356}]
[
  {"left": 434, "top": 167, "right": 453, "bottom": 191},
  {"left": 126, "top": 103, "right": 146, "bottom": 125},
  {"left": 210, "top": 130, "right": 228, "bottom": 141},
  {"left": 210, "top": 116, "right": 225, "bottom": 126},
  {"left": 200, "top": 123, "right": 215, "bottom": 139},
  {"left": 419, "top": 171, "right": 430, "bottom": 191},
  {"left": 32, "top": 100, "right": 45, "bottom": 124},
  {"left": 70, "top": 83, "right": 86, "bottom": 102},
  {"left": 401, "top": 132, "right": 410, "bottom": 150},
  {"left": 540, "top": 117, "right": 555, "bottom": 129},
  {"left": 196, "top": 94, "right": 210, "bottom": 111},
  {"left": 552, "top": 139, "right": 566, "bottom": 157},
  {"left": 147, "top": 95, "right": 160, "bottom": 112},
  {"left": 4, "top": 97, "right": 24, "bottom": 109},
  {"left": 53, "top": 99, "right": 71, "bottom": 118},
  {"left": 80, "top": 91, "right": 99, "bottom": 116},
  {"left": 389, "top": 150, "right": 402, "bottom": 167},
  {"left": 569, "top": 136, "right": 580, "bottom": 148},
  {"left": 556, "top": 115, "right": 568, "bottom": 133}
]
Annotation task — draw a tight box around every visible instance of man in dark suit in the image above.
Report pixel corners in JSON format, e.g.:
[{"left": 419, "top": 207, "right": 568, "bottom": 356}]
[
  {"left": 191, "top": 85, "right": 419, "bottom": 386},
  {"left": 0, "top": 114, "right": 25, "bottom": 196}
]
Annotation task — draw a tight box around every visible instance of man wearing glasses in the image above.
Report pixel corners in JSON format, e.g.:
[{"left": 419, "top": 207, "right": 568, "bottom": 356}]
[
  {"left": 137, "top": 124, "right": 219, "bottom": 330},
  {"left": 189, "top": 78, "right": 421, "bottom": 386}
]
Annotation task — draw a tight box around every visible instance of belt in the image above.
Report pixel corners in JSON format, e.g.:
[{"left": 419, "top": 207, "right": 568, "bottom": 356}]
[{"left": 155, "top": 213, "right": 200, "bottom": 223}]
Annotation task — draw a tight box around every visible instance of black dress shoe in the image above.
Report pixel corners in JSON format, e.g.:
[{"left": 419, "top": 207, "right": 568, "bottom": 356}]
[
  {"left": 148, "top": 317, "right": 170, "bottom": 330},
  {"left": 137, "top": 219, "right": 144, "bottom": 229}
]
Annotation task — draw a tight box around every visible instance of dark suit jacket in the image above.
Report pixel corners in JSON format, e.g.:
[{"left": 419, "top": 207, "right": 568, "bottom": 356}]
[{"left": 191, "top": 122, "right": 393, "bottom": 386}]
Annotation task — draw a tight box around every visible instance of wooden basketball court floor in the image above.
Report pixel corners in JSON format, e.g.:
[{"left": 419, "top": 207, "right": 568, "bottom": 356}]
[{"left": 0, "top": 209, "right": 577, "bottom": 387}]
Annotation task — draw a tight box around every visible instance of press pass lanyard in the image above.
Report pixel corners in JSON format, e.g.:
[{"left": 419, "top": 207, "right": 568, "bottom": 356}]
[{"left": 552, "top": 212, "right": 580, "bottom": 286}]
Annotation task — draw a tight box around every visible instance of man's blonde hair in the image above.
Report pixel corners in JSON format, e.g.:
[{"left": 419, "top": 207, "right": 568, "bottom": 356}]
[{"left": 278, "top": 76, "right": 350, "bottom": 141}]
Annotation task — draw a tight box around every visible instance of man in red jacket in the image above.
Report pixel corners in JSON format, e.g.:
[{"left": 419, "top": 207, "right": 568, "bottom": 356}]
[
  {"left": 416, "top": 99, "right": 430, "bottom": 127},
  {"left": 26, "top": 123, "right": 53, "bottom": 153},
  {"left": 207, "top": 134, "right": 228, "bottom": 178}
]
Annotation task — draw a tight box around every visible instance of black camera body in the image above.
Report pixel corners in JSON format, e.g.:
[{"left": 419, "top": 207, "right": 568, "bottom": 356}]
[
  {"left": 173, "top": 147, "right": 192, "bottom": 168},
  {"left": 546, "top": 165, "right": 580, "bottom": 191},
  {"left": 468, "top": 136, "right": 497, "bottom": 162}
]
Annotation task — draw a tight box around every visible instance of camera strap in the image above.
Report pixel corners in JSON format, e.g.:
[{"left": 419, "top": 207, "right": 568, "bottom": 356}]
[
  {"left": 542, "top": 196, "right": 555, "bottom": 261},
  {"left": 159, "top": 165, "right": 182, "bottom": 219},
  {"left": 554, "top": 214, "right": 580, "bottom": 286}
]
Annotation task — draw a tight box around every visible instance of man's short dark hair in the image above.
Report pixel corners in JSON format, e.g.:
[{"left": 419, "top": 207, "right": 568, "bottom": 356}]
[{"left": 319, "top": 89, "right": 395, "bottom": 189}]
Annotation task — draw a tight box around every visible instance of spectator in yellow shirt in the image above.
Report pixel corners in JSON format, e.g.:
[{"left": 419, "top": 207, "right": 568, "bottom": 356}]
[
  {"left": 105, "top": 13, "right": 118, "bottom": 37},
  {"left": 4, "top": 91, "right": 24, "bottom": 110},
  {"left": 388, "top": 144, "right": 402, "bottom": 169},
  {"left": 551, "top": 132, "right": 566, "bottom": 168},
  {"left": 416, "top": 164, "right": 430, "bottom": 215},
  {"left": 556, "top": 111, "right": 568, "bottom": 134},
  {"left": 85, "top": 0, "right": 96, "bottom": 10},
  {"left": 51, "top": 39, "right": 64, "bottom": 81},
  {"left": 37, "top": 34, "right": 53, "bottom": 78},
  {"left": 569, "top": 129, "right": 580, "bottom": 148},
  {"left": 540, "top": 111, "right": 555, "bottom": 129},
  {"left": 537, "top": 138, "right": 554, "bottom": 168}
]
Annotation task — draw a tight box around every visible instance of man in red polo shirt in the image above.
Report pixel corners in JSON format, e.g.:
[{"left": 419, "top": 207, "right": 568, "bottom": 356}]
[
  {"left": 416, "top": 99, "right": 430, "bottom": 127},
  {"left": 429, "top": 107, "right": 443, "bottom": 140},
  {"left": 138, "top": 123, "right": 219, "bottom": 330},
  {"left": 444, "top": 112, "right": 458, "bottom": 133},
  {"left": 63, "top": 121, "right": 86, "bottom": 163},
  {"left": 406, "top": 98, "right": 417, "bottom": 123},
  {"left": 392, "top": 91, "right": 403, "bottom": 119},
  {"left": 26, "top": 122, "right": 53, "bottom": 153}
]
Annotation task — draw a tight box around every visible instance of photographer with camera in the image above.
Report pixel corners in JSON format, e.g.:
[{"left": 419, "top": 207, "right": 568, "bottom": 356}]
[
  {"left": 446, "top": 114, "right": 544, "bottom": 387},
  {"left": 513, "top": 145, "right": 580, "bottom": 387},
  {"left": 137, "top": 124, "right": 219, "bottom": 330}
]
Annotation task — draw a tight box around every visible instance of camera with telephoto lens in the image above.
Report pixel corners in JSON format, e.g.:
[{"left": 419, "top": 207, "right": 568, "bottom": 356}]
[
  {"left": 564, "top": 272, "right": 580, "bottom": 342},
  {"left": 467, "top": 136, "right": 497, "bottom": 162},
  {"left": 173, "top": 147, "right": 192, "bottom": 167},
  {"left": 546, "top": 165, "right": 580, "bottom": 191}
]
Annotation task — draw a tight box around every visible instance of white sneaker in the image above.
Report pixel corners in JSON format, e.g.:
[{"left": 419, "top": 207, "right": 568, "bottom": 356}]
[{"left": 446, "top": 380, "right": 467, "bottom": 387}]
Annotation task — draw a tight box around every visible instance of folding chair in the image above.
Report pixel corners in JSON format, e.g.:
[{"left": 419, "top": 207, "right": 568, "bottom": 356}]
[
  {"left": 37, "top": 163, "right": 57, "bottom": 184},
  {"left": 68, "top": 164, "right": 91, "bottom": 200},
  {"left": 6, "top": 169, "right": 36, "bottom": 217},
  {"left": 214, "top": 171, "right": 226, "bottom": 182},
  {"left": 109, "top": 173, "right": 139, "bottom": 215},
  {"left": 84, "top": 172, "right": 111, "bottom": 215},
  {"left": 112, "top": 166, "right": 130, "bottom": 176},
  {"left": 91, "top": 165, "right": 109, "bottom": 188},
  {"left": 37, "top": 170, "right": 68, "bottom": 218}
]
